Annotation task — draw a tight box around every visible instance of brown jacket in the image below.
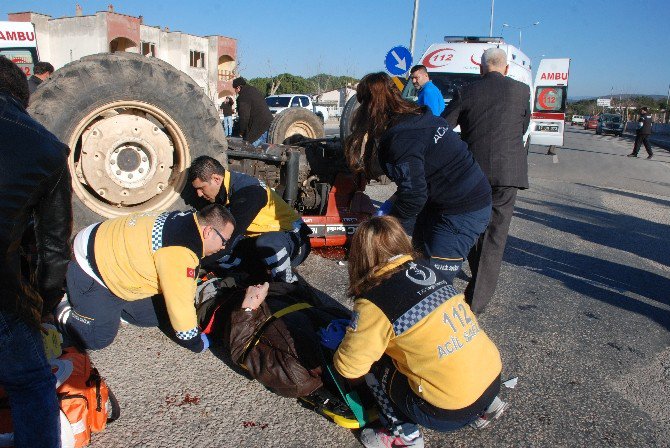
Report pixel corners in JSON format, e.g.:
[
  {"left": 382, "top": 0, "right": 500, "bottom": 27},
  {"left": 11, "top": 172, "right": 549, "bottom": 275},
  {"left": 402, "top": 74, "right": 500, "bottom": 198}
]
[{"left": 198, "top": 281, "right": 348, "bottom": 398}]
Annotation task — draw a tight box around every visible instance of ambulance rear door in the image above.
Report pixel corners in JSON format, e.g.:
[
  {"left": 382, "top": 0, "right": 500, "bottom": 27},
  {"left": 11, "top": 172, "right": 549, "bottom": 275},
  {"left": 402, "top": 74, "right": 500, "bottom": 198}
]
[
  {"left": 0, "top": 22, "right": 39, "bottom": 77},
  {"left": 530, "top": 58, "right": 570, "bottom": 147}
]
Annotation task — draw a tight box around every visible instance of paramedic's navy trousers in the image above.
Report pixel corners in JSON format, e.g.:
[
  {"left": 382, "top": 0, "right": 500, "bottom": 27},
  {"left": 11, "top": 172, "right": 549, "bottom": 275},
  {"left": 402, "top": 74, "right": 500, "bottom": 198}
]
[
  {"left": 0, "top": 310, "right": 60, "bottom": 447},
  {"left": 64, "top": 261, "right": 160, "bottom": 350}
]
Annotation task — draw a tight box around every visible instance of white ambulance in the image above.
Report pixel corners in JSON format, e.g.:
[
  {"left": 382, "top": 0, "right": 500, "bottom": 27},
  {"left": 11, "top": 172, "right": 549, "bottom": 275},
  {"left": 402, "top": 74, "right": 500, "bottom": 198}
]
[
  {"left": 528, "top": 58, "right": 571, "bottom": 147},
  {"left": 402, "top": 36, "right": 534, "bottom": 148},
  {"left": 0, "top": 21, "right": 39, "bottom": 76}
]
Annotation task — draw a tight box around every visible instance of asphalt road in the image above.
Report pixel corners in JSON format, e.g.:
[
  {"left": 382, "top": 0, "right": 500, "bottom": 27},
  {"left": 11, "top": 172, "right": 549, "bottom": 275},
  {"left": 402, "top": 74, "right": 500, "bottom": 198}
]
[{"left": 88, "top": 127, "right": 669, "bottom": 447}]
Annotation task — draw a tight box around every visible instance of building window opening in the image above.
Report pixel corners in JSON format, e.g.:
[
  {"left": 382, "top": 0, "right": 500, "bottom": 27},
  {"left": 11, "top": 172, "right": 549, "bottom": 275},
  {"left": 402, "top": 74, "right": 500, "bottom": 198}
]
[
  {"left": 141, "top": 42, "right": 156, "bottom": 57},
  {"left": 190, "top": 50, "right": 205, "bottom": 68}
]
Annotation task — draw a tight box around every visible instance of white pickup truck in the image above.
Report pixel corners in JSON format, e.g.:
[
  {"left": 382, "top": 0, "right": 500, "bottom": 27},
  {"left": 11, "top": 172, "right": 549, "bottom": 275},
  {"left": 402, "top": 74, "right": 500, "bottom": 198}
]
[{"left": 266, "top": 94, "right": 329, "bottom": 122}]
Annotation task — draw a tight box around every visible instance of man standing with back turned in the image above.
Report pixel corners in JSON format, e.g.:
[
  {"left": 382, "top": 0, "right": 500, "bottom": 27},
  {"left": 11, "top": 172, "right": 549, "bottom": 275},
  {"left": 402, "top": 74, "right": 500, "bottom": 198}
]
[
  {"left": 442, "top": 47, "right": 531, "bottom": 314},
  {"left": 0, "top": 56, "right": 73, "bottom": 447},
  {"left": 627, "top": 106, "right": 653, "bottom": 159}
]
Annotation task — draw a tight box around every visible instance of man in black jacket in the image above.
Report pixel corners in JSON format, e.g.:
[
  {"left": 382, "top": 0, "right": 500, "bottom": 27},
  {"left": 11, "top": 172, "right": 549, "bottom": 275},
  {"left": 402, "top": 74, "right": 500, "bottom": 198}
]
[
  {"left": 628, "top": 106, "right": 653, "bottom": 159},
  {"left": 443, "top": 47, "right": 531, "bottom": 314},
  {"left": 233, "top": 77, "right": 273, "bottom": 146},
  {"left": 0, "top": 56, "right": 72, "bottom": 447},
  {"left": 27, "top": 61, "right": 54, "bottom": 95}
]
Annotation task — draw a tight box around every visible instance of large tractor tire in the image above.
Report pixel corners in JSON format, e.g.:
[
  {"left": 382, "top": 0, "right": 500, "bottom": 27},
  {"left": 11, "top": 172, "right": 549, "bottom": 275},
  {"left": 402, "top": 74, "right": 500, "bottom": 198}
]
[
  {"left": 28, "top": 52, "right": 226, "bottom": 230},
  {"left": 339, "top": 95, "right": 359, "bottom": 142},
  {"left": 268, "top": 108, "right": 324, "bottom": 144}
]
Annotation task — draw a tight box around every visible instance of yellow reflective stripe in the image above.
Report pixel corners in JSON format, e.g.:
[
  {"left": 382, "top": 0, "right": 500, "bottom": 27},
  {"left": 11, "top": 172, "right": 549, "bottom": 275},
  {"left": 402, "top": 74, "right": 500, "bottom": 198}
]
[
  {"left": 431, "top": 256, "right": 464, "bottom": 261},
  {"left": 391, "top": 76, "right": 405, "bottom": 91},
  {"left": 271, "top": 302, "right": 312, "bottom": 319},
  {"left": 223, "top": 170, "right": 231, "bottom": 205}
]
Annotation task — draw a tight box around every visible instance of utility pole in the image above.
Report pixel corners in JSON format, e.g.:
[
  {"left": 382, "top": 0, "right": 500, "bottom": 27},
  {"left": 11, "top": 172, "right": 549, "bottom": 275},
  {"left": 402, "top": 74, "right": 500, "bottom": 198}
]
[
  {"left": 409, "top": 0, "right": 420, "bottom": 62},
  {"left": 489, "top": 0, "right": 495, "bottom": 37},
  {"left": 666, "top": 83, "right": 669, "bottom": 123}
]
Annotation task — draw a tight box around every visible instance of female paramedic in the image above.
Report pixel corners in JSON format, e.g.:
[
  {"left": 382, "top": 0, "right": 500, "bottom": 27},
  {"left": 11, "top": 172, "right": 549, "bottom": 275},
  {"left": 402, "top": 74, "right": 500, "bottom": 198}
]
[
  {"left": 333, "top": 216, "right": 507, "bottom": 448},
  {"left": 344, "top": 72, "right": 492, "bottom": 282}
]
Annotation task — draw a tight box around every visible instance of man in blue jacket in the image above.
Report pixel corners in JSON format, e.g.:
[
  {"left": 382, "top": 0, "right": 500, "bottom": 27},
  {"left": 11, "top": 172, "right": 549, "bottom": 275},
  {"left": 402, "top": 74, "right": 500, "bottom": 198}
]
[{"left": 410, "top": 65, "right": 445, "bottom": 116}]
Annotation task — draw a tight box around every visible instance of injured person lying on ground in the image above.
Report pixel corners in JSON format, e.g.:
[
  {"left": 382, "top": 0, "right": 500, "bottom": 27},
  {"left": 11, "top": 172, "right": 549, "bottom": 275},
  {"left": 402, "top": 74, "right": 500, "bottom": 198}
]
[{"left": 194, "top": 277, "right": 378, "bottom": 429}]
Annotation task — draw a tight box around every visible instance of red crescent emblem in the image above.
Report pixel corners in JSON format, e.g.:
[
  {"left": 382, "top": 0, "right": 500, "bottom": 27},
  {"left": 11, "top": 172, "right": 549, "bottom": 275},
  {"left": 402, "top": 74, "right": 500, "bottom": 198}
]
[
  {"left": 470, "top": 55, "right": 481, "bottom": 66},
  {"left": 538, "top": 88, "right": 557, "bottom": 110}
]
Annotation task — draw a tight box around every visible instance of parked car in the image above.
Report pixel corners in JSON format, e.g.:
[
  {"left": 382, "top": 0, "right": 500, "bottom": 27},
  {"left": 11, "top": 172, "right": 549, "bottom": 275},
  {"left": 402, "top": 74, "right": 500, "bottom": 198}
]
[
  {"left": 584, "top": 115, "right": 599, "bottom": 130},
  {"left": 571, "top": 114, "right": 585, "bottom": 126},
  {"left": 265, "top": 94, "right": 329, "bottom": 122},
  {"left": 596, "top": 113, "right": 624, "bottom": 136}
]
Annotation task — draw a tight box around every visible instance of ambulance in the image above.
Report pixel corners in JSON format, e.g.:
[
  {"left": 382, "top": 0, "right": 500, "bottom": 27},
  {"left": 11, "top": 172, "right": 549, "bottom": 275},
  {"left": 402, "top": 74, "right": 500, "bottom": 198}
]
[
  {"left": 0, "top": 21, "right": 39, "bottom": 76},
  {"left": 528, "top": 58, "right": 571, "bottom": 147},
  {"left": 402, "top": 36, "right": 534, "bottom": 148}
]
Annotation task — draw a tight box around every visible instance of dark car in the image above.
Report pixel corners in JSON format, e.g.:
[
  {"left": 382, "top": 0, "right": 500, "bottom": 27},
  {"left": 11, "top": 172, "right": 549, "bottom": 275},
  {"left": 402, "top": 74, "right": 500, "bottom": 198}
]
[
  {"left": 584, "top": 115, "right": 599, "bottom": 130},
  {"left": 596, "top": 113, "right": 624, "bottom": 136}
]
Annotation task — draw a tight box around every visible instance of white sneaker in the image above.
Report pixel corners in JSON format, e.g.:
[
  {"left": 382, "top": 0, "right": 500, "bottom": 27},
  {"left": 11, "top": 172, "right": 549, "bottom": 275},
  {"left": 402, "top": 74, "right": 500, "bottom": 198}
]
[{"left": 359, "top": 428, "right": 424, "bottom": 448}]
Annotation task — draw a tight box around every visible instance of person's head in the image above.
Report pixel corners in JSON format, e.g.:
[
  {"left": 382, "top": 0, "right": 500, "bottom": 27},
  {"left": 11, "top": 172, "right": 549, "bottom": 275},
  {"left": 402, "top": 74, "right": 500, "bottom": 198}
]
[
  {"left": 348, "top": 216, "right": 417, "bottom": 296},
  {"left": 33, "top": 61, "right": 54, "bottom": 81},
  {"left": 0, "top": 56, "right": 30, "bottom": 108},
  {"left": 188, "top": 155, "right": 226, "bottom": 202},
  {"left": 232, "top": 77, "right": 246, "bottom": 94},
  {"left": 409, "top": 65, "right": 430, "bottom": 90},
  {"left": 195, "top": 203, "right": 236, "bottom": 256},
  {"left": 640, "top": 107, "right": 649, "bottom": 114},
  {"left": 345, "top": 72, "right": 422, "bottom": 178},
  {"left": 480, "top": 48, "right": 508, "bottom": 76},
  {"left": 226, "top": 96, "right": 233, "bottom": 104}
]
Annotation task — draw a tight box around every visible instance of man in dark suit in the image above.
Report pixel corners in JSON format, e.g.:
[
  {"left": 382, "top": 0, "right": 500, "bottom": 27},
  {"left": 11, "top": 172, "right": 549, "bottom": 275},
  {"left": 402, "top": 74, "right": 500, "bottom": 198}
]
[{"left": 442, "top": 47, "right": 531, "bottom": 314}]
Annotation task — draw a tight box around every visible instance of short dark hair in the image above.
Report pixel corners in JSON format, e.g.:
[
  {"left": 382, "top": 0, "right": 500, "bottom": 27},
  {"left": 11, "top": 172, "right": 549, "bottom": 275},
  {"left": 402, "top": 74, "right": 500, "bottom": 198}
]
[
  {"left": 232, "top": 77, "right": 246, "bottom": 88},
  {"left": 640, "top": 107, "right": 649, "bottom": 113},
  {"left": 0, "top": 56, "right": 30, "bottom": 108},
  {"left": 34, "top": 61, "right": 54, "bottom": 75},
  {"left": 410, "top": 65, "right": 428, "bottom": 75},
  {"left": 196, "top": 203, "right": 236, "bottom": 230},
  {"left": 188, "top": 155, "right": 225, "bottom": 183}
]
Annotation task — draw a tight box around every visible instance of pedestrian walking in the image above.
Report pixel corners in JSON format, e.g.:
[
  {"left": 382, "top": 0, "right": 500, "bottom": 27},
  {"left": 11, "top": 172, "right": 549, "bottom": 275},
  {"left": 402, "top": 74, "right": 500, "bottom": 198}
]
[
  {"left": 410, "top": 64, "right": 445, "bottom": 116},
  {"left": 232, "top": 77, "right": 273, "bottom": 146},
  {"left": 334, "top": 216, "right": 507, "bottom": 448},
  {"left": 627, "top": 106, "right": 653, "bottom": 159},
  {"left": 0, "top": 56, "right": 73, "bottom": 447},
  {"left": 345, "top": 72, "right": 492, "bottom": 283},
  {"left": 221, "top": 96, "right": 234, "bottom": 137},
  {"left": 442, "top": 47, "right": 532, "bottom": 314}
]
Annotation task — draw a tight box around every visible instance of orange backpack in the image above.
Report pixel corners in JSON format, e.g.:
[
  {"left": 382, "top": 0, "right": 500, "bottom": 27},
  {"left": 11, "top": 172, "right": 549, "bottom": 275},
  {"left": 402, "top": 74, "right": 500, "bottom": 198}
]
[{"left": 0, "top": 347, "right": 119, "bottom": 448}]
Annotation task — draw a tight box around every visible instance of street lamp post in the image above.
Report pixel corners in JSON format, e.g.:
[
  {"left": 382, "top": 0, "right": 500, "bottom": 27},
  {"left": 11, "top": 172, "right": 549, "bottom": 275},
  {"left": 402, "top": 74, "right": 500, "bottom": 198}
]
[{"left": 501, "top": 21, "right": 540, "bottom": 50}]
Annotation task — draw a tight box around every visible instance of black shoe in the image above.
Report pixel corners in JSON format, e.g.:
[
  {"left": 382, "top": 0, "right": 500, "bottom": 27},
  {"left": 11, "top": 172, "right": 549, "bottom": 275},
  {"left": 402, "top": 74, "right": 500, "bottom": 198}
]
[
  {"left": 647, "top": 154, "right": 653, "bottom": 159},
  {"left": 627, "top": 154, "right": 637, "bottom": 158}
]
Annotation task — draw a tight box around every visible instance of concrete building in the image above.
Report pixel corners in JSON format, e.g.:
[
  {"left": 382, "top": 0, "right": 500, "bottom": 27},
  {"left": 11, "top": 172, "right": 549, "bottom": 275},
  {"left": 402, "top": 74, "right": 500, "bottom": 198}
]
[
  {"left": 8, "top": 5, "right": 237, "bottom": 103},
  {"left": 314, "top": 86, "right": 356, "bottom": 118}
]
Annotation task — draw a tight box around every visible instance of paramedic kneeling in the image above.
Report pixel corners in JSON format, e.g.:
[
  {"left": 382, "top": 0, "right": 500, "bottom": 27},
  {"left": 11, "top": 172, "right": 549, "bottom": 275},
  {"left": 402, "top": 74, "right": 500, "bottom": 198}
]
[
  {"left": 333, "top": 216, "right": 507, "bottom": 448},
  {"left": 56, "top": 204, "right": 235, "bottom": 352},
  {"left": 189, "top": 156, "right": 311, "bottom": 283}
]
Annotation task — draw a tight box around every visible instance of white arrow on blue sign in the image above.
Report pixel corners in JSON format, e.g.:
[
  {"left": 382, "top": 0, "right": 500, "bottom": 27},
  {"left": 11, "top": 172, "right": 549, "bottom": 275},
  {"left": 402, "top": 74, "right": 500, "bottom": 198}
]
[{"left": 384, "top": 45, "right": 413, "bottom": 76}]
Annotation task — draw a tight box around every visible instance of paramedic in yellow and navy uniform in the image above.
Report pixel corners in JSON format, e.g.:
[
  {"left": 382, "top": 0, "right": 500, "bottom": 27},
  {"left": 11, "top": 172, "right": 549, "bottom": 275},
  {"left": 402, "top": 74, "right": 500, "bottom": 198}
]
[
  {"left": 333, "top": 216, "right": 506, "bottom": 448},
  {"left": 189, "top": 156, "right": 311, "bottom": 283},
  {"left": 55, "top": 204, "right": 235, "bottom": 353}
]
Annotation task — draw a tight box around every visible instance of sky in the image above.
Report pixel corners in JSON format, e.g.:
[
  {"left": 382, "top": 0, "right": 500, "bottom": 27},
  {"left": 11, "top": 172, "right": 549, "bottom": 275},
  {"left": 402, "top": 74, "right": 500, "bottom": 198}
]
[{"left": 2, "top": 0, "right": 669, "bottom": 98}]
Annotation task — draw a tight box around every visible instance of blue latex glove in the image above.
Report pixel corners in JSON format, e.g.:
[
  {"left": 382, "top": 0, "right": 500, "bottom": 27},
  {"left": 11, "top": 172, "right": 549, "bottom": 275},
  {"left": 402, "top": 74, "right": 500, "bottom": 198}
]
[
  {"left": 376, "top": 199, "right": 393, "bottom": 216},
  {"left": 318, "top": 319, "right": 350, "bottom": 350},
  {"left": 199, "top": 332, "right": 210, "bottom": 353}
]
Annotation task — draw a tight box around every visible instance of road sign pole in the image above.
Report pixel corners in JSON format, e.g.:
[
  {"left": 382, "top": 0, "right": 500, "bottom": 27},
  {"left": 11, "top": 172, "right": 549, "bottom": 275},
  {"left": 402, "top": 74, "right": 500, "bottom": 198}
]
[
  {"left": 489, "top": 0, "right": 495, "bottom": 37},
  {"left": 409, "top": 0, "right": 419, "bottom": 63}
]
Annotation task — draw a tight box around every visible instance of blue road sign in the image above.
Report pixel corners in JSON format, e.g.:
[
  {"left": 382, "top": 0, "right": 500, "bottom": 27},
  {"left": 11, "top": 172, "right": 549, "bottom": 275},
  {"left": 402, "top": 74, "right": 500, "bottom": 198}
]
[{"left": 385, "top": 46, "right": 413, "bottom": 76}]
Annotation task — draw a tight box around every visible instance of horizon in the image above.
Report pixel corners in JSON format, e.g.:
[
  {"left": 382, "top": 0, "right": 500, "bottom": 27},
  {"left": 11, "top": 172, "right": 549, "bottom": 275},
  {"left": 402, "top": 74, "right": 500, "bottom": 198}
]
[{"left": 2, "top": 0, "right": 669, "bottom": 98}]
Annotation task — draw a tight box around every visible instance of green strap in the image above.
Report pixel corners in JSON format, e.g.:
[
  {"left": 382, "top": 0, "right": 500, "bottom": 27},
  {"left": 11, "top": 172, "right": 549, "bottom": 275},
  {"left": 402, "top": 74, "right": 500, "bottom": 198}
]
[{"left": 325, "top": 364, "right": 367, "bottom": 427}]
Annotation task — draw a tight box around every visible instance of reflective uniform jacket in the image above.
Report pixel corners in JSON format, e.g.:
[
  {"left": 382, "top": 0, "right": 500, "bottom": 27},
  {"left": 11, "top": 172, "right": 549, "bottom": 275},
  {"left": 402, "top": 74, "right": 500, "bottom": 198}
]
[
  {"left": 334, "top": 255, "right": 502, "bottom": 411},
  {"left": 88, "top": 210, "right": 205, "bottom": 351},
  {"left": 217, "top": 170, "right": 301, "bottom": 245}
]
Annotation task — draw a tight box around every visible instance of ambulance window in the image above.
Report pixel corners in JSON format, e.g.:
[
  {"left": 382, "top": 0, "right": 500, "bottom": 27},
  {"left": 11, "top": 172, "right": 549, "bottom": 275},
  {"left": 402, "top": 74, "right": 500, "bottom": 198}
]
[
  {"left": 0, "top": 50, "right": 34, "bottom": 77},
  {"left": 534, "top": 86, "right": 566, "bottom": 112}
]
